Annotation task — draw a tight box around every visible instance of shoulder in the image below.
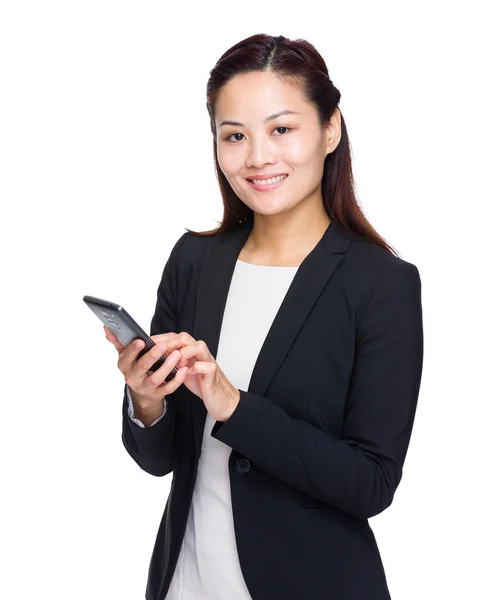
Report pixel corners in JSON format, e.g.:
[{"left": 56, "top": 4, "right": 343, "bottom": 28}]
[
  {"left": 338, "top": 225, "right": 420, "bottom": 283},
  {"left": 169, "top": 230, "right": 217, "bottom": 265},
  {"left": 332, "top": 225, "right": 422, "bottom": 323},
  {"left": 165, "top": 230, "right": 220, "bottom": 283}
]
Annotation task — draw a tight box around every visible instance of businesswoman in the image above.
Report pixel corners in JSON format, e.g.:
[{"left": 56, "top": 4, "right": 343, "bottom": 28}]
[{"left": 105, "top": 34, "right": 424, "bottom": 600}]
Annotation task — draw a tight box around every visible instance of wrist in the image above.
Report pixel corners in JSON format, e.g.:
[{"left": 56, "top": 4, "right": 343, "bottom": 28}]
[
  {"left": 220, "top": 388, "right": 241, "bottom": 422},
  {"left": 131, "top": 390, "right": 165, "bottom": 425}
]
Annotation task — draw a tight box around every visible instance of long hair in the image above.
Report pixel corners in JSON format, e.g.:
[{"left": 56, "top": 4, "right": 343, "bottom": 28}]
[{"left": 185, "top": 33, "right": 397, "bottom": 256}]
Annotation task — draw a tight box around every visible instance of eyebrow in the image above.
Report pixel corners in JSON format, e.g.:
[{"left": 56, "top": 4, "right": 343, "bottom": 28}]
[{"left": 218, "top": 110, "right": 300, "bottom": 128}]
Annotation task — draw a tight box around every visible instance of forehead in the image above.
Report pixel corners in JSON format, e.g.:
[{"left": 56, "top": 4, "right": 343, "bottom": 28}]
[{"left": 215, "top": 71, "right": 308, "bottom": 121}]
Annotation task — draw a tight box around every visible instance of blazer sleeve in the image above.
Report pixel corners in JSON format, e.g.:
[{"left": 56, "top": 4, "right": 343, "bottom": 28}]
[
  {"left": 121, "top": 231, "right": 189, "bottom": 477},
  {"left": 211, "top": 261, "right": 424, "bottom": 519}
]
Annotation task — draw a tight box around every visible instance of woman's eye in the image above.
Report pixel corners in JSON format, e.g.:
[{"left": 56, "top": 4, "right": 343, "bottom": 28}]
[
  {"left": 274, "top": 126, "right": 290, "bottom": 135},
  {"left": 227, "top": 132, "right": 245, "bottom": 142},
  {"left": 225, "top": 126, "right": 291, "bottom": 142}
]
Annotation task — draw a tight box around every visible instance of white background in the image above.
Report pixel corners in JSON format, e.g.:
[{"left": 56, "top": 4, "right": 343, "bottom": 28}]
[{"left": 1, "top": 1, "right": 485, "bottom": 598}]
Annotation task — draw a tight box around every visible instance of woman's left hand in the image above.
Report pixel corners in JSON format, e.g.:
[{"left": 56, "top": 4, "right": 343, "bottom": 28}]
[{"left": 155, "top": 332, "right": 240, "bottom": 422}]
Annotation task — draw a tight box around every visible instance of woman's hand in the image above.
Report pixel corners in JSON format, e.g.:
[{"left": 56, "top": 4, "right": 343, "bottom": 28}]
[
  {"left": 104, "top": 325, "right": 189, "bottom": 415},
  {"left": 157, "top": 331, "right": 241, "bottom": 422}
]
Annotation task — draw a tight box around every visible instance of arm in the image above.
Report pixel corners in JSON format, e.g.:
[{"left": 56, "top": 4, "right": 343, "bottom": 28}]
[
  {"left": 211, "top": 263, "right": 424, "bottom": 519},
  {"left": 121, "top": 232, "right": 189, "bottom": 477}
]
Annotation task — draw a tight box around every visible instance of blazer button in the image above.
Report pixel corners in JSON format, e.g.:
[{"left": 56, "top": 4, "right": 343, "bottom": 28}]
[{"left": 235, "top": 459, "right": 250, "bottom": 473}]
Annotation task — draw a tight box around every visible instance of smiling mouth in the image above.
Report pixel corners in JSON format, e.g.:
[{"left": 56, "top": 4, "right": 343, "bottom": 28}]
[
  {"left": 247, "top": 174, "right": 288, "bottom": 184},
  {"left": 246, "top": 174, "right": 289, "bottom": 190}
]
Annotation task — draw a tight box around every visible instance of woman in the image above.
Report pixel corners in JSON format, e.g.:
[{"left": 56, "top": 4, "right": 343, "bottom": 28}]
[{"left": 105, "top": 33, "right": 424, "bottom": 600}]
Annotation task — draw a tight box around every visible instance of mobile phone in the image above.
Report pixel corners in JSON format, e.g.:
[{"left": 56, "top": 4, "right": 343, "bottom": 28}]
[{"left": 83, "top": 295, "right": 177, "bottom": 382}]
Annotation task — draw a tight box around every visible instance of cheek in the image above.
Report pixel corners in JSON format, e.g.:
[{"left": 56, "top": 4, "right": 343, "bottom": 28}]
[
  {"left": 280, "top": 138, "right": 318, "bottom": 167},
  {"left": 216, "top": 145, "right": 240, "bottom": 176}
]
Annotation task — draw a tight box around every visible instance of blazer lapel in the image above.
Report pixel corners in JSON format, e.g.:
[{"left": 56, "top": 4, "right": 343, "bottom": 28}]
[{"left": 191, "top": 219, "right": 352, "bottom": 452}]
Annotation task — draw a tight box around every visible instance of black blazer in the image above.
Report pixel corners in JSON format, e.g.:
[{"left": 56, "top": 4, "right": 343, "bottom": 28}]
[{"left": 121, "top": 220, "right": 424, "bottom": 600}]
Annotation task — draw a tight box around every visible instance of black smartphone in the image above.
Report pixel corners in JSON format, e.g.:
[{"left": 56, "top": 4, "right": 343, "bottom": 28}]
[{"left": 83, "top": 295, "right": 177, "bottom": 382}]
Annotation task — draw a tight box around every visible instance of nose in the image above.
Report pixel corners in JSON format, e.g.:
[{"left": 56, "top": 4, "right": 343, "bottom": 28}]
[{"left": 245, "top": 134, "right": 277, "bottom": 169}]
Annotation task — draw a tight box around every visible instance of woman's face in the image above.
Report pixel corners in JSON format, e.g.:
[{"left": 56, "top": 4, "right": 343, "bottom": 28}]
[{"left": 214, "top": 71, "right": 340, "bottom": 219}]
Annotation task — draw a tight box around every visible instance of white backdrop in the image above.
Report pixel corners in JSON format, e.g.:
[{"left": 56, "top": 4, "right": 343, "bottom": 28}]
[{"left": 1, "top": 1, "right": 485, "bottom": 598}]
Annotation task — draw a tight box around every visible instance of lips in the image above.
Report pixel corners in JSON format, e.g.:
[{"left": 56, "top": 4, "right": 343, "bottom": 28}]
[
  {"left": 246, "top": 174, "right": 289, "bottom": 191},
  {"left": 246, "top": 173, "right": 288, "bottom": 181}
]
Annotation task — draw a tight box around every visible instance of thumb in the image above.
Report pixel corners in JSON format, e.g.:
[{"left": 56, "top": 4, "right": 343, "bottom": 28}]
[{"left": 104, "top": 325, "right": 125, "bottom": 353}]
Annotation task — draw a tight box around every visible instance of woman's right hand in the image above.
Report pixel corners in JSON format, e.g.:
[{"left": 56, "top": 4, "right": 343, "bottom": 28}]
[{"left": 104, "top": 325, "right": 189, "bottom": 412}]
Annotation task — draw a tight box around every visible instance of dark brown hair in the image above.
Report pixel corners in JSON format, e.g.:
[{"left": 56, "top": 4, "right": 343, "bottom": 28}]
[{"left": 185, "top": 33, "right": 397, "bottom": 256}]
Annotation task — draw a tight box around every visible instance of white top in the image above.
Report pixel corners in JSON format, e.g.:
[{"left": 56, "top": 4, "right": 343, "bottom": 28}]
[{"left": 128, "top": 259, "right": 299, "bottom": 599}]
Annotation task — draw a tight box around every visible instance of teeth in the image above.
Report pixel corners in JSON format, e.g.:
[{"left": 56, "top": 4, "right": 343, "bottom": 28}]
[{"left": 250, "top": 175, "right": 287, "bottom": 185}]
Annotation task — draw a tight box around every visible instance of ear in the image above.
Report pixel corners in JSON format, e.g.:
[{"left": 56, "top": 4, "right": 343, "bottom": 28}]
[{"left": 325, "top": 108, "right": 342, "bottom": 153}]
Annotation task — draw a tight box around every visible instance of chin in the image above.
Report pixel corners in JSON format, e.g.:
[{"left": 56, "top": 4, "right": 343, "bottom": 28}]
[{"left": 251, "top": 206, "right": 292, "bottom": 218}]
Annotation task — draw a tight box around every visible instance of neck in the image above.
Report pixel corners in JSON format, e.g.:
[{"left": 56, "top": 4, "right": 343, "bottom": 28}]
[{"left": 245, "top": 205, "right": 331, "bottom": 264}]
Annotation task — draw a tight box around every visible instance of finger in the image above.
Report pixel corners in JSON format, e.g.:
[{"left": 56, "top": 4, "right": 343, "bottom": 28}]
[
  {"left": 118, "top": 338, "right": 148, "bottom": 373},
  {"left": 162, "top": 332, "right": 196, "bottom": 354},
  {"left": 176, "top": 355, "right": 190, "bottom": 368},
  {"left": 131, "top": 341, "right": 173, "bottom": 377},
  {"left": 150, "top": 332, "right": 179, "bottom": 345},
  {"left": 156, "top": 365, "right": 189, "bottom": 396},
  {"left": 187, "top": 361, "right": 216, "bottom": 377},
  {"left": 144, "top": 348, "right": 183, "bottom": 388},
  {"left": 152, "top": 338, "right": 191, "bottom": 369},
  {"left": 180, "top": 340, "right": 212, "bottom": 363},
  {"left": 144, "top": 334, "right": 182, "bottom": 357},
  {"left": 104, "top": 325, "right": 125, "bottom": 353}
]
